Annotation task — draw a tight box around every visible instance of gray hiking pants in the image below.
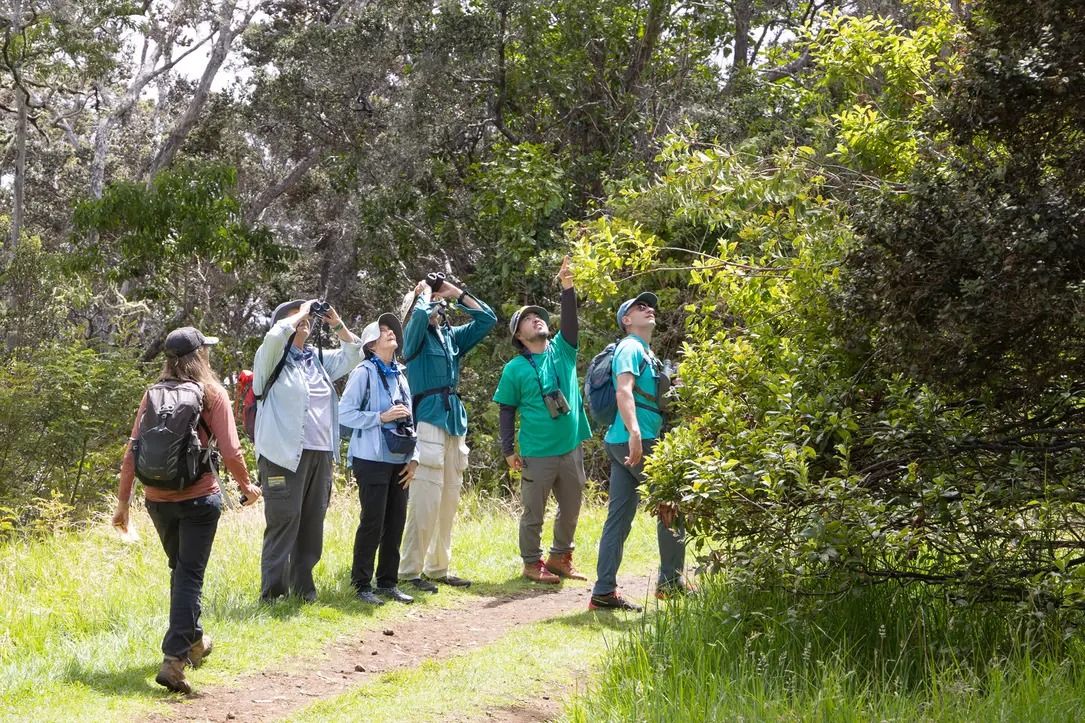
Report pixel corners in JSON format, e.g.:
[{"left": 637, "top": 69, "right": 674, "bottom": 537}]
[
  {"left": 259, "top": 449, "right": 333, "bottom": 600},
  {"left": 519, "top": 446, "right": 587, "bottom": 564}
]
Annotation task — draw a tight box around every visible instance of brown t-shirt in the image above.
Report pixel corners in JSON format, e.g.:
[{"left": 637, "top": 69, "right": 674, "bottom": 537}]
[{"left": 118, "top": 382, "right": 251, "bottom": 503}]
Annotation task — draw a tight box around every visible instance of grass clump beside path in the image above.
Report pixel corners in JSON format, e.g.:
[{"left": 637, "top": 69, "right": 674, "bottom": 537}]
[
  {"left": 567, "top": 575, "right": 1085, "bottom": 722},
  {"left": 0, "top": 488, "right": 656, "bottom": 722}
]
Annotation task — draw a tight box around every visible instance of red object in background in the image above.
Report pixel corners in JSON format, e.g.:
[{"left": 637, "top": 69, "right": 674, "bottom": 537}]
[{"left": 236, "top": 370, "right": 257, "bottom": 441}]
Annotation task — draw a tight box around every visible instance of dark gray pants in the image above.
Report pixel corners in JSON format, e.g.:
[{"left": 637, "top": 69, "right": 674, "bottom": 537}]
[
  {"left": 592, "top": 439, "right": 686, "bottom": 596},
  {"left": 259, "top": 449, "right": 333, "bottom": 600},
  {"left": 519, "top": 446, "right": 586, "bottom": 563}
]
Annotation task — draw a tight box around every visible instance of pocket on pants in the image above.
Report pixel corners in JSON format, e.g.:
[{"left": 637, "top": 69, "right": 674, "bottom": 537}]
[
  {"left": 416, "top": 439, "right": 445, "bottom": 470},
  {"left": 453, "top": 438, "right": 470, "bottom": 475},
  {"left": 263, "top": 473, "right": 291, "bottom": 499}
]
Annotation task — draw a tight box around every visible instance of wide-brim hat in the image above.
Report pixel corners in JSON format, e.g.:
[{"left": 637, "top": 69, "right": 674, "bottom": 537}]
[
  {"left": 272, "top": 298, "right": 309, "bottom": 324},
  {"left": 508, "top": 305, "right": 550, "bottom": 345},
  {"left": 359, "top": 312, "right": 404, "bottom": 355},
  {"left": 616, "top": 291, "right": 659, "bottom": 332}
]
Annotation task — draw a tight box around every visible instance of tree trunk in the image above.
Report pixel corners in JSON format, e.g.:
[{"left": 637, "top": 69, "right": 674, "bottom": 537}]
[
  {"left": 146, "top": 0, "right": 248, "bottom": 178},
  {"left": 9, "top": 89, "right": 27, "bottom": 254}
]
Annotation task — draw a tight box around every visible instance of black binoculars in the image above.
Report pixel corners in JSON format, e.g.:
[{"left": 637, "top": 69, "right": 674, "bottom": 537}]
[
  {"left": 310, "top": 300, "right": 331, "bottom": 317},
  {"left": 424, "top": 272, "right": 447, "bottom": 293}
]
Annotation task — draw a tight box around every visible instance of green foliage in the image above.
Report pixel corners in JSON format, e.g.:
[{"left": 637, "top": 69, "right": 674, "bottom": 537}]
[
  {"left": 0, "top": 344, "right": 147, "bottom": 524},
  {"left": 571, "top": 0, "right": 1085, "bottom": 609},
  {"left": 72, "top": 162, "right": 291, "bottom": 286}
]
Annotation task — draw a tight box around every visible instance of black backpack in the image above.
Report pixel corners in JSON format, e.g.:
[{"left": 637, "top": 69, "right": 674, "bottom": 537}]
[{"left": 132, "top": 380, "right": 217, "bottom": 490}]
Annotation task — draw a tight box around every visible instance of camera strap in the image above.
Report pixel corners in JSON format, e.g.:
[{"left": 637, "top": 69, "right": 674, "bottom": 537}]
[
  {"left": 375, "top": 364, "right": 409, "bottom": 410},
  {"left": 522, "top": 349, "right": 560, "bottom": 399}
]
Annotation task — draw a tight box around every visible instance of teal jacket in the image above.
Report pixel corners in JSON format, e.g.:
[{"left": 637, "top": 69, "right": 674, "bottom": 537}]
[{"left": 402, "top": 294, "right": 497, "bottom": 436}]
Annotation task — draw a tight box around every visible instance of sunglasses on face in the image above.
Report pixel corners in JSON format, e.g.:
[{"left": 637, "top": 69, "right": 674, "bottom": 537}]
[{"left": 632, "top": 302, "right": 654, "bottom": 312}]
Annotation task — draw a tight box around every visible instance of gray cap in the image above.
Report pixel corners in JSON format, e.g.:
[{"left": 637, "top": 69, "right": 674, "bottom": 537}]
[
  {"left": 508, "top": 305, "right": 550, "bottom": 346},
  {"left": 616, "top": 291, "right": 659, "bottom": 332},
  {"left": 359, "top": 312, "right": 404, "bottom": 356},
  {"left": 164, "top": 326, "right": 219, "bottom": 358}
]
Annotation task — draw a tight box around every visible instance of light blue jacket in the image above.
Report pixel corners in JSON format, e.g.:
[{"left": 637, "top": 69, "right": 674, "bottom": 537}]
[
  {"left": 339, "top": 359, "right": 421, "bottom": 465},
  {"left": 253, "top": 319, "right": 363, "bottom": 471}
]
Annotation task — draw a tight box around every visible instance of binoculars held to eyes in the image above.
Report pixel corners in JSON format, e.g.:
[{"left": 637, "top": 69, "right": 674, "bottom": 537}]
[
  {"left": 424, "top": 272, "right": 447, "bottom": 293},
  {"left": 310, "top": 300, "right": 331, "bottom": 317}
]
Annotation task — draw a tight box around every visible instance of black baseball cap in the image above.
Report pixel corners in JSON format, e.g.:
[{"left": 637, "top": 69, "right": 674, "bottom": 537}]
[{"left": 164, "top": 327, "right": 219, "bottom": 358}]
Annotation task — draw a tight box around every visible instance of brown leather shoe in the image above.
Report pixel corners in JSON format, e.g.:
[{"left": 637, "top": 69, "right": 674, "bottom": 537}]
[
  {"left": 187, "top": 635, "right": 213, "bottom": 668},
  {"left": 155, "top": 655, "right": 191, "bottom": 694},
  {"left": 522, "top": 560, "right": 560, "bottom": 584},
  {"left": 544, "top": 551, "right": 587, "bottom": 580}
]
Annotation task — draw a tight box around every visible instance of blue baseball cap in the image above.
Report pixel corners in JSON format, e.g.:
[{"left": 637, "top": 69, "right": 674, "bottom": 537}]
[{"left": 616, "top": 292, "right": 659, "bottom": 332}]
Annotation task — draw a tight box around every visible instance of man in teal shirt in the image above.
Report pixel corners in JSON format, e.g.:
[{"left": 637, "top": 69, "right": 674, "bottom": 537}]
[
  {"left": 397, "top": 276, "right": 497, "bottom": 591},
  {"left": 590, "top": 291, "right": 687, "bottom": 611},
  {"left": 493, "top": 256, "right": 591, "bottom": 584}
]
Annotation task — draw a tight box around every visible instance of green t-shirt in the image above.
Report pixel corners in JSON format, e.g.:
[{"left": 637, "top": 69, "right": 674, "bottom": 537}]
[
  {"left": 492, "top": 334, "right": 592, "bottom": 458},
  {"left": 604, "top": 335, "right": 663, "bottom": 444}
]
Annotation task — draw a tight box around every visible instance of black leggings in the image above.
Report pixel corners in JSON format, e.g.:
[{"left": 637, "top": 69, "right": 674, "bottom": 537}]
[{"left": 350, "top": 458, "right": 409, "bottom": 590}]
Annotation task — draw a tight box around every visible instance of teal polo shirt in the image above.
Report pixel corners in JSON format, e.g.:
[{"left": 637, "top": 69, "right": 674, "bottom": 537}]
[{"left": 604, "top": 334, "right": 663, "bottom": 444}]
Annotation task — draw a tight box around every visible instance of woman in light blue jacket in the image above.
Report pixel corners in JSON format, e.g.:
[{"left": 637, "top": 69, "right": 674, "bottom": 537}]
[{"left": 339, "top": 313, "right": 420, "bottom": 605}]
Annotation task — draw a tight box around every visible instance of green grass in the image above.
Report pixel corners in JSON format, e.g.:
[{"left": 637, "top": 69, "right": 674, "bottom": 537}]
[
  {"left": 566, "top": 575, "right": 1085, "bottom": 722},
  {"left": 0, "top": 486, "right": 657, "bottom": 722},
  {"left": 287, "top": 608, "right": 642, "bottom": 722}
]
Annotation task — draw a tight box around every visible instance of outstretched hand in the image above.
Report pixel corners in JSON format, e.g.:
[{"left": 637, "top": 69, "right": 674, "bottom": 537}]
[{"left": 556, "top": 255, "right": 574, "bottom": 289}]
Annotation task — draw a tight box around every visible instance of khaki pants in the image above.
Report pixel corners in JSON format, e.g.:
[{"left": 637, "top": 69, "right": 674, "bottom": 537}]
[
  {"left": 398, "top": 422, "right": 469, "bottom": 579},
  {"left": 519, "top": 447, "right": 586, "bottom": 564}
]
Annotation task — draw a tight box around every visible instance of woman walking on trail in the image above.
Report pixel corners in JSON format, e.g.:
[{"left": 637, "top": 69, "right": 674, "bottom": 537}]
[
  {"left": 339, "top": 313, "right": 420, "bottom": 605},
  {"left": 113, "top": 327, "right": 262, "bottom": 695}
]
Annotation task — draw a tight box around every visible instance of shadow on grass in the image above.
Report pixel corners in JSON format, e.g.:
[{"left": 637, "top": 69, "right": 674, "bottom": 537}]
[
  {"left": 60, "top": 660, "right": 166, "bottom": 700},
  {"left": 544, "top": 609, "right": 648, "bottom": 632}
]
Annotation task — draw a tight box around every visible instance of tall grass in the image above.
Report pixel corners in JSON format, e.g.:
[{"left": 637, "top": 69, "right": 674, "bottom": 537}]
[{"left": 567, "top": 576, "right": 1085, "bottom": 721}]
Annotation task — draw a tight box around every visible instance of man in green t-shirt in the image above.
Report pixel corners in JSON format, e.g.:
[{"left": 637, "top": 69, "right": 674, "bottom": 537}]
[
  {"left": 493, "top": 256, "right": 592, "bottom": 584},
  {"left": 589, "top": 291, "right": 687, "bottom": 611}
]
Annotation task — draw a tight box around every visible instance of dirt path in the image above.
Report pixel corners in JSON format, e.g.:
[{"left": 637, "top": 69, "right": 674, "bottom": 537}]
[{"left": 148, "top": 573, "right": 652, "bottom": 723}]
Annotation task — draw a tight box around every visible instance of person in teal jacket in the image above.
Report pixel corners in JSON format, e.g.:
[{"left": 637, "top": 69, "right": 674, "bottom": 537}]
[{"left": 396, "top": 275, "right": 497, "bottom": 591}]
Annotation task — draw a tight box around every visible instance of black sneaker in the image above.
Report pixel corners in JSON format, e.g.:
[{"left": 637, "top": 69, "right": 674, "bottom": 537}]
[
  {"left": 356, "top": 589, "right": 385, "bottom": 605},
  {"left": 429, "top": 574, "right": 471, "bottom": 588},
  {"left": 589, "top": 591, "right": 643, "bottom": 612},
  {"left": 376, "top": 586, "right": 414, "bottom": 604},
  {"left": 404, "top": 577, "right": 439, "bottom": 593}
]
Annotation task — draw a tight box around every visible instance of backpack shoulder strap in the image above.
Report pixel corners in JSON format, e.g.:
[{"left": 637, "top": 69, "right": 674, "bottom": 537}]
[{"left": 255, "top": 331, "right": 297, "bottom": 400}]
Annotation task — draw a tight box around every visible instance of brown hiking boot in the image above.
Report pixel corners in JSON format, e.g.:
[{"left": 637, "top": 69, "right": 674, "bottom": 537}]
[
  {"left": 522, "top": 560, "right": 561, "bottom": 584},
  {"left": 187, "top": 635, "right": 213, "bottom": 668},
  {"left": 155, "top": 655, "right": 191, "bottom": 694},
  {"left": 544, "top": 551, "right": 587, "bottom": 581}
]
